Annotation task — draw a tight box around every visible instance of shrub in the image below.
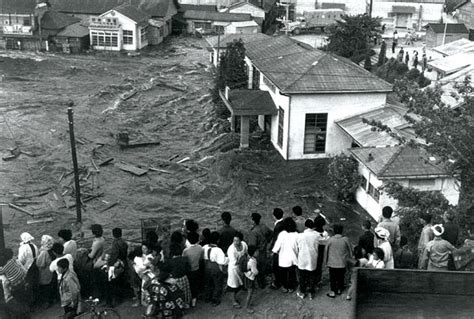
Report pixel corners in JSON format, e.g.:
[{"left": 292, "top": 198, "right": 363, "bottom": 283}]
[{"left": 328, "top": 154, "right": 360, "bottom": 202}]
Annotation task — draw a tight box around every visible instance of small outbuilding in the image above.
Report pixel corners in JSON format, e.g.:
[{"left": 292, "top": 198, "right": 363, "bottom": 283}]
[
  {"left": 55, "top": 22, "right": 90, "bottom": 53},
  {"left": 424, "top": 23, "right": 469, "bottom": 47}
]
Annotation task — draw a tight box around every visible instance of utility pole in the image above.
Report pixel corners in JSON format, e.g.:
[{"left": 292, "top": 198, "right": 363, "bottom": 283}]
[
  {"left": 369, "top": 0, "right": 373, "bottom": 17},
  {"left": 216, "top": 31, "right": 221, "bottom": 68},
  {"left": 0, "top": 205, "right": 5, "bottom": 250},
  {"left": 67, "top": 101, "right": 82, "bottom": 223}
]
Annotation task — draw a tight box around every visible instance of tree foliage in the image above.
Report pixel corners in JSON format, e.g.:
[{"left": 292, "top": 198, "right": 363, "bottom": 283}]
[
  {"left": 363, "top": 55, "right": 372, "bottom": 71},
  {"left": 328, "top": 154, "right": 361, "bottom": 202},
  {"left": 377, "top": 40, "right": 387, "bottom": 66},
  {"left": 384, "top": 182, "right": 452, "bottom": 247},
  {"left": 325, "top": 14, "right": 382, "bottom": 63}
]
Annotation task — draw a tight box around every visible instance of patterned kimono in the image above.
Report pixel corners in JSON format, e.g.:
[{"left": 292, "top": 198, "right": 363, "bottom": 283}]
[{"left": 145, "top": 278, "right": 185, "bottom": 318}]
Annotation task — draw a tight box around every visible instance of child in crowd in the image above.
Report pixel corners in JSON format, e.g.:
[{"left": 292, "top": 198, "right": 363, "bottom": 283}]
[
  {"left": 394, "top": 236, "right": 416, "bottom": 269},
  {"left": 182, "top": 231, "right": 203, "bottom": 307},
  {"left": 367, "top": 248, "right": 385, "bottom": 269},
  {"left": 57, "top": 258, "right": 81, "bottom": 319},
  {"left": 169, "top": 244, "right": 192, "bottom": 308},
  {"left": 346, "top": 246, "right": 368, "bottom": 301},
  {"left": 244, "top": 245, "right": 259, "bottom": 314}
]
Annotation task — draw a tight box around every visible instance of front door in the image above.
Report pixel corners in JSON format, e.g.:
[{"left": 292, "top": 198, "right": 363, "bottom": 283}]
[{"left": 396, "top": 14, "right": 410, "bottom": 28}]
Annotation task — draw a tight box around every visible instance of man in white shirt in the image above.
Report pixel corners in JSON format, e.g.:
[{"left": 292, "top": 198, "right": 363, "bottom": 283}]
[
  {"left": 203, "top": 231, "right": 228, "bottom": 306},
  {"left": 58, "top": 229, "right": 77, "bottom": 261},
  {"left": 270, "top": 208, "right": 285, "bottom": 290},
  {"left": 296, "top": 219, "right": 319, "bottom": 300},
  {"left": 49, "top": 243, "right": 74, "bottom": 279}
]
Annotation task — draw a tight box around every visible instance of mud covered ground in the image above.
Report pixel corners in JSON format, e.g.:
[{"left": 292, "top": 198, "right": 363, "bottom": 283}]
[{"left": 1, "top": 35, "right": 363, "bottom": 318}]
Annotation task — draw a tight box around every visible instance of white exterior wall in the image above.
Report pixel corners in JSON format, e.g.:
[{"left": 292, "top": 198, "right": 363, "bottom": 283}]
[
  {"left": 372, "top": 1, "right": 443, "bottom": 29},
  {"left": 225, "top": 23, "right": 259, "bottom": 33},
  {"left": 229, "top": 4, "right": 265, "bottom": 19},
  {"left": 286, "top": 93, "right": 387, "bottom": 159},
  {"left": 302, "top": 0, "right": 366, "bottom": 15},
  {"left": 356, "top": 161, "right": 460, "bottom": 220}
]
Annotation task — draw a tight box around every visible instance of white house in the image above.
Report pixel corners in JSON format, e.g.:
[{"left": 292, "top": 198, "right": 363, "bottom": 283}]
[
  {"left": 295, "top": 0, "right": 365, "bottom": 15},
  {"left": 224, "top": 20, "right": 259, "bottom": 33},
  {"left": 89, "top": 4, "right": 148, "bottom": 51},
  {"left": 241, "top": 36, "right": 392, "bottom": 160},
  {"left": 222, "top": 2, "right": 265, "bottom": 29},
  {"left": 350, "top": 146, "right": 460, "bottom": 220}
]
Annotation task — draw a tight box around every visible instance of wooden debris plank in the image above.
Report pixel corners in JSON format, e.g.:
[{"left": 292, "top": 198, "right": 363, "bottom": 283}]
[
  {"left": 8, "top": 203, "right": 34, "bottom": 216},
  {"left": 99, "top": 158, "right": 114, "bottom": 166},
  {"left": 98, "top": 202, "right": 118, "bottom": 213},
  {"left": 27, "top": 217, "right": 54, "bottom": 225},
  {"left": 177, "top": 157, "right": 190, "bottom": 164},
  {"left": 91, "top": 158, "right": 100, "bottom": 172},
  {"left": 115, "top": 163, "right": 148, "bottom": 176},
  {"left": 168, "top": 154, "right": 180, "bottom": 161},
  {"left": 148, "top": 166, "right": 172, "bottom": 174}
]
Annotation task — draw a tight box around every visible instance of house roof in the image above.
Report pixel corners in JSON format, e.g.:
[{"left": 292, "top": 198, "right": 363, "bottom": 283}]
[
  {"left": 391, "top": 5, "right": 416, "bottom": 14},
  {"left": 245, "top": 37, "right": 393, "bottom": 94},
  {"left": 41, "top": 10, "right": 80, "bottom": 30},
  {"left": 48, "top": 0, "right": 172, "bottom": 18},
  {"left": 336, "top": 105, "right": 412, "bottom": 147},
  {"left": 428, "top": 51, "right": 474, "bottom": 74},
  {"left": 177, "top": 4, "right": 217, "bottom": 13},
  {"left": 350, "top": 146, "right": 449, "bottom": 179},
  {"left": 112, "top": 4, "right": 148, "bottom": 23},
  {"left": 425, "top": 23, "right": 469, "bottom": 34},
  {"left": 222, "top": 89, "right": 278, "bottom": 116},
  {"left": 0, "top": 0, "right": 37, "bottom": 14},
  {"left": 431, "top": 38, "right": 474, "bottom": 57},
  {"left": 321, "top": 2, "right": 346, "bottom": 10},
  {"left": 183, "top": 10, "right": 252, "bottom": 22},
  {"left": 453, "top": 0, "right": 470, "bottom": 10},
  {"left": 227, "top": 1, "right": 265, "bottom": 12},
  {"left": 206, "top": 33, "right": 270, "bottom": 48},
  {"left": 56, "top": 21, "right": 89, "bottom": 37}
]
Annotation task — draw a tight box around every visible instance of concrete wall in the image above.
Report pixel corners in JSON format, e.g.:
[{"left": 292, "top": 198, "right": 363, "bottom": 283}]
[
  {"left": 225, "top": 23, "right": 259, "bottom": 33},
  {"left": 355, "top": 161, "right": 460, "bottom": 220},
  {"left": 372, "top": 1, "right": 443, "bottom": 30},
  {"left": 286, "top": 93, "right": 387, "bottom": 159}
]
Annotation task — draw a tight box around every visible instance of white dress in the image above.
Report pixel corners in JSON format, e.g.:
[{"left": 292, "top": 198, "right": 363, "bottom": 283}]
[
  {"left": 226, "top": 241, "right": 248, "bottom": 288},
  {"left": 378, "top": 241, "right": 394, "bottom": 269}
]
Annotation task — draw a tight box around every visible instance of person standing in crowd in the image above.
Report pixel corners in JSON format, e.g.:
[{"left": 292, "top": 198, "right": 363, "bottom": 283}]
[
  {"left": 183, "top": 220, "right": 199, "bottom": 248},
  {"left": 397, "top": 47, "right": 404, "bottom": 62},
  {"left": 272, "top": 217, "right": 298, "bottom": 293},
  {"left": 131, "top": 242, "right": 153, "bottom": 307},
  {"left": 182, "top": 231, "right": 203, "bottom": 308},
  {"left": 57, "top": 258, "right": 81, "bottom": 319},
  {"left": 345, "top": 246, "right": 368, "bottom": 301},
  {"left": 374, "top": 227, "right": 394, "bottom": 269},
  {"left": 88, "top": 224, "right": 105, "bottom": 263},
  {"left": 314, "top": 210, "right": 329, "bottom": 287},
  {"left": 93, "top": 249, "right": 123, "bottom": 307},
  {"left": 247, "top": 212, "right": 272, "bottom": 288},
  {"left": 420, "top": 224, "right": 456, "bottom": 271},
  {"left": 36, "top": 235, "right": 55, "bottom": 308},
  {"left": 417, "top": 213, "right": 434, "bottom": 268},
  {"left": 442, "top": 210, "right": 459, "bottom": 270},
  {"left": 203, "top": 231, "right": 228, "bottom": 306},
  {"left": 227, "top": 232, "right": 248, "bottom": 309},
  {"left": 58, "top": 229, "right": 77, "bottom": 261},
  {"left": 422, "top": 53, "right": 428, "bottom": 73},
  {"left": 244, "top": 245, "right": 259, "bottom": 314},
  {"left": 392, "top": 30, "right": 398, "bottom": 53},
  {"left": 218, "top": 212, "right": 237, "bottom": 254},
  {"left": 199, "top": 228, "right": 211, "bottom": 247},
  {"left": 109, "top": 227, "right": 128, "bottom": 302},
  {"left": 358, "top": 220, "right": 374, "bottom": 256},
  {"left": 377, "top": 206, "right": 401, "bottom": 250},
  {"left": 296, "top": 219, "right": 319, "bottom": 300},
  {"left": 144, "top": 262, "right": 185, "bottom": 319},
  {"left": 367, "top": 248, "right": 385, "bottom": 269},
  {"left": 270, "top": 208, "right": 285, "bottom": 290},
  {"left": 169, "top": 244, "right": 192, "bottom": 309},
  {"left": 404, "top": 51, "right": 410, "bottom": 65},
  {"left": 394, "top": 236, "right": 416, "bottom": 269},
  {"left": 325, "top": 224, "right": 352, "bottom": 298},
  {"left": 0, "top": 248, "right": 29, "bottom": 317},
  {"left": 412, "top": 51, "right": 419, "bottom": 69},
  {"left": 18, "top": 232, "right": 38, "bottom": 272},
  {"left": 293, "top": 206, "right": 306, "bottom": 233},
  {"left": 49, "top": 243, "right": 74, "bottom": 277}
]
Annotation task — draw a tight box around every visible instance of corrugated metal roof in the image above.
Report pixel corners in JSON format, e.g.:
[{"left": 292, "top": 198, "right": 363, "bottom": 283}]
[
  {"left": 206, "top": 32, "right": 269, "bottom": 47},
  {"left": 350, "top": 146, "right": 449, "bottom": 178},
  {"left": 223, "top": 89, "right": 278, "bottom": 116},
  {"left": 183, "top": 10, "right": 252, "bottom": 22},
  {"left": 428, "top": 52, "right": 474, "bottom": 74},
  {"left": 246, "top": 38, "right": 392, "bottom": 93},
  {"left": 336, "top": 105, "right": 409, "bottom": 147},
  {"left": 431, "top": 38, "right": 474, "bottom": 56},
  {"left": 425, "top": 23, "right": 469, "bottom": 34}
]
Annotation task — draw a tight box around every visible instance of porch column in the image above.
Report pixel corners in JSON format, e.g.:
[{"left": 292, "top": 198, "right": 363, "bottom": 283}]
[
  {"left": 240, "top": 115, "right": 250, "bottom": 148},
  {"left": 230, "top": 115, "right": 236, "bottom": 132},
  {"left": 258, "top": 115, "right": 265, "bottom": 131},
  {"left": 248, "top": 65, "right": 253, "bottom": 89}
]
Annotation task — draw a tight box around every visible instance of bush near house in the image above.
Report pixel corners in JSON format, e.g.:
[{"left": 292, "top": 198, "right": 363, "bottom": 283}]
[{"left": 328, "top": 154, "right": 360, "bottom": 202}]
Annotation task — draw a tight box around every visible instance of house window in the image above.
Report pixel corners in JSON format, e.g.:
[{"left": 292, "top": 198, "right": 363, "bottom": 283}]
[
  {"left": 91, "top": 31, "right": 118, "bottom": 47},
  {"left": 368, "top": 183, "right": 380, "bottom": 202},
  {"left": 123, "top": 30, "right": 133, "bottom": 45},
  {"left": 23, "top": 18, "right": 31, "bottom": 26},
  {"left": 140, "top": 26, "right": 148, "bottom": 43},
  {"left": 263, "top": 75, "right": 276, "bottom": 93},
  {"left": 360, "top": 176, "right": 368, "bottom": 190},
  {"left": 194, "top": 22, "right": 212, "bottom": 30},
  {"left": 303, "top": 113, "right": 327, "bottom": 154},
  {"left": 278, "top": 107, "right": 284, "bottom": 147}
]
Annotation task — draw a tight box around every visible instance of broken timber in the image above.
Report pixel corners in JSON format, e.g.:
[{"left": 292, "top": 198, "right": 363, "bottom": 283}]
[
  {"left": 98, "top": 202, "right": 118, "bottom": 213},
  {"left": 99, "top": 158, "right": 114, "bottom": 166},
  {"left": 115, "top": 163, "right": 148, "bottom": 176},
  {"left": 8, "top": 203, "right": 34, "bottom": 216}
]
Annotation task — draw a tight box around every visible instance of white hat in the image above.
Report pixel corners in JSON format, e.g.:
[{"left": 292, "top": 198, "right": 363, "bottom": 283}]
[
  {"left": 20, "top": 232, "right": 34, "bottom": 243},
  {"left": 374, "top": 227, "right": 390, "bottom": 240},
  {"left": 432, "top": 224, "right": 444, "bottom": 236}
]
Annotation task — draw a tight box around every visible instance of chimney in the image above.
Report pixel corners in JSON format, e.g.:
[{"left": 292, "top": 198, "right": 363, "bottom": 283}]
[
  {"left": 368, "top": 153, "right": 374, "bottom": 162},
  {"left": 225, "top": 86, "right": 230, "bottom": 100}
]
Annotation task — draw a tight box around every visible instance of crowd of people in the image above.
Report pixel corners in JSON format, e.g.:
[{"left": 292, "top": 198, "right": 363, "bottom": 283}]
[{"left": 1, "top": 205, "right": 473, "bottom": 318}]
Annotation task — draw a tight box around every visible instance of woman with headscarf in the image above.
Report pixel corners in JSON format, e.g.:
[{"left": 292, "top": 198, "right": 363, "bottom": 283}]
[
  {"left": 374, "top": 227, "right": 394, "bottom": 269},
  {"left": 18, "top": 232, "right": 38, "bottom": 271},
  {"left": 36, "top": 234, "right": 55, "bottom": 308}
]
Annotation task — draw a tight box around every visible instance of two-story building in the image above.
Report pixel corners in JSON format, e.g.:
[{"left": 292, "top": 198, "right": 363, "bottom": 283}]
[
  {"left": 89, "top": 4, "right": 148, "bottom": 51},
  {"left": 221, "top": 2, "right": 265, "bottom": 30}
]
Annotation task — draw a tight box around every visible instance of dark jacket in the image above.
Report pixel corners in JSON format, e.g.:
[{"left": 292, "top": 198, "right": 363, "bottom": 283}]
[
  {"left": 110, "top": 238, "right": 128, "bottom": 266},
  {"left": 218, "top": 225, "right": 237, "bottom": 254},
  {"left": 358, "top": 230, "right": 375, "bottom": 255}
]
